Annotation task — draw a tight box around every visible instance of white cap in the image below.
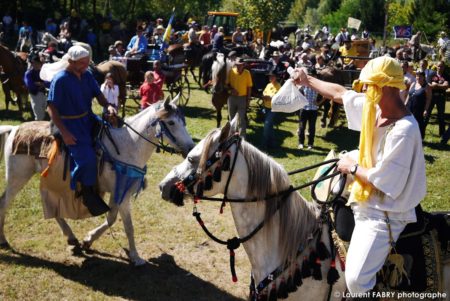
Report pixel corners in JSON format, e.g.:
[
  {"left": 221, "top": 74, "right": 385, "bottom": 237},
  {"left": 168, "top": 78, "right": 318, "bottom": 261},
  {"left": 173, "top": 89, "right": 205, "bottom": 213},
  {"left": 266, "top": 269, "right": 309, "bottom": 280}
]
[
  {"left": 40, "top": 45, "right": 90, "bottom": 82},
  {"left": 66, "top": 45, "right": 90, "bottom": 61}
]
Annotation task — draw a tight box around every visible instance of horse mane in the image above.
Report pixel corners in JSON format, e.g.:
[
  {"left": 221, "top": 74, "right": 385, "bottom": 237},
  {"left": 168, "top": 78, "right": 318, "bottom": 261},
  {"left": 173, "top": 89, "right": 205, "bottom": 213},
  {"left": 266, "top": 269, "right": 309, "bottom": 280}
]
[
  {"left": 200, "top": 130, "right": 318, "bottom": 264},
  {"left": 124, "top": 101, "right": 175, "bottom": 124}
]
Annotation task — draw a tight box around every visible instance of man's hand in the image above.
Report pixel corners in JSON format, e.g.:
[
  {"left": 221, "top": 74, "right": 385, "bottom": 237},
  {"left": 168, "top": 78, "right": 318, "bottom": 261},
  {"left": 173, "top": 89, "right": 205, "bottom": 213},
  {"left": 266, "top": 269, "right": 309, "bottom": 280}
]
[
  {"left": 107, "top": 104, "right": 117, "bottom": 116},
  {"left": 337, "top": 156, "right": 357, "bottom": 175},
  {"left": 292, "top": 67, "right": 309, "bottom": 86}
]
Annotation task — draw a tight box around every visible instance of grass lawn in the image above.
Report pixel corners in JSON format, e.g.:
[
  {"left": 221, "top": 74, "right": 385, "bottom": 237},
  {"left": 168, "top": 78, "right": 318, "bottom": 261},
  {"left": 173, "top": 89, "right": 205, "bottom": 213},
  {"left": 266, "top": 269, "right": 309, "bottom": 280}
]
[{"left": 0, "top": 76, "right": 448, "bottom": 300}]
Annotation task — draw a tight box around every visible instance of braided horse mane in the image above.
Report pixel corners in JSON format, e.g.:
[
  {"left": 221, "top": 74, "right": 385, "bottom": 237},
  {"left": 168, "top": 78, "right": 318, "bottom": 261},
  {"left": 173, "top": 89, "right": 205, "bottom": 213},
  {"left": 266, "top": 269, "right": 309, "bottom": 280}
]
[{"left": 199, "top": 129, "right": 318, "bottom": 264}]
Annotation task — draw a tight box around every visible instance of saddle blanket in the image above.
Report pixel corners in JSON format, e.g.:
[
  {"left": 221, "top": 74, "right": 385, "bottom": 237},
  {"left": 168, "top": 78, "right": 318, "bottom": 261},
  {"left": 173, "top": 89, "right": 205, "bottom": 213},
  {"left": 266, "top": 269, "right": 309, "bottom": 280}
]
[{"left": 12, "top": 121, "right": 54, "bottom": 158}]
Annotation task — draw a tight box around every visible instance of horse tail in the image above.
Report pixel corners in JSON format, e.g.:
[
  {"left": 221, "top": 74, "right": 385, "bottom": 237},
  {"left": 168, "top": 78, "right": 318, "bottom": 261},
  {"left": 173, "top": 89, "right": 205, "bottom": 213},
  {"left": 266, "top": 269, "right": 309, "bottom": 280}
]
[{"left": 0, "top": 125, "right": 14, "bottom": 163}]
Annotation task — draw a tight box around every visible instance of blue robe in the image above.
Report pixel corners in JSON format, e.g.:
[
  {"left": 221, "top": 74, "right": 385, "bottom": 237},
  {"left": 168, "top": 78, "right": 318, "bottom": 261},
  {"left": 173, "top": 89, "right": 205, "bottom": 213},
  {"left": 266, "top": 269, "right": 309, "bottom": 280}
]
[{"left": 48, "top": 70, "right": 101, "bottom": 189}]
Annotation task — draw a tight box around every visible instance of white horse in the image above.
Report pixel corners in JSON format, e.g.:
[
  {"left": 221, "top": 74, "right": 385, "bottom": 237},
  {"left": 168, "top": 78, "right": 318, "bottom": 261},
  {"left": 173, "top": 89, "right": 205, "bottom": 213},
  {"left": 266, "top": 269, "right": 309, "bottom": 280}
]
[
  {"left": 159, "top": 116, "right": 347, "bottom": 300},
  {"left": 159, "top": 117, "right": 450, "bottom": 300},
  {"left": 0, "top": 96, "right": 195, "bottom": 266}
]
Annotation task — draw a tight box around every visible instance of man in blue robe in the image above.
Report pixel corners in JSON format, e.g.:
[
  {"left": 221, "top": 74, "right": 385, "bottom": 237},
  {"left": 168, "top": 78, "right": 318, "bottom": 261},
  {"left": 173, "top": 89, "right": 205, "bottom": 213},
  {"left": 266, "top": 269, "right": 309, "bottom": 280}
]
[{"left": 47, "top": 45, "right": 116, "bottom": 216}]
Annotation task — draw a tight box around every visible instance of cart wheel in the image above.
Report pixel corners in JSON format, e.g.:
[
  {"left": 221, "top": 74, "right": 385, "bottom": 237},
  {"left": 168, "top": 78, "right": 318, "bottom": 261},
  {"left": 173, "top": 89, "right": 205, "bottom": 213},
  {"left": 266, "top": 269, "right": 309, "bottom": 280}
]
[{"left": 169, "top": 74, "right": 190, "bottom": 107}]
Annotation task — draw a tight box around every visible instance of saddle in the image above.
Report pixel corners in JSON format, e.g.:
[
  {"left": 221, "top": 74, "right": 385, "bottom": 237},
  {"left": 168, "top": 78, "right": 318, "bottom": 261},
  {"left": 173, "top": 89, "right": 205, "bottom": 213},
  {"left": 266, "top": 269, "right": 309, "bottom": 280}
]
[
  {"left": 331, "top": 203, "right": 450, "bottom": 293},
  {"left": 12, "top": 121, "right": 55, "bottom": 159}
]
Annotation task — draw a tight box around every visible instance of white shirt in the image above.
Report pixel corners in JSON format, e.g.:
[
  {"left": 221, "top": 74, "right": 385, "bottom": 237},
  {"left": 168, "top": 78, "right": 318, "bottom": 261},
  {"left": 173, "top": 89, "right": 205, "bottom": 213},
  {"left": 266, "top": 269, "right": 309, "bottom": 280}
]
[
  {"left": 342, "top": 90, "right": 426, "bottom": 222},
  {"left": 100, "top": 83, "right": 119, "bottom": 107}
]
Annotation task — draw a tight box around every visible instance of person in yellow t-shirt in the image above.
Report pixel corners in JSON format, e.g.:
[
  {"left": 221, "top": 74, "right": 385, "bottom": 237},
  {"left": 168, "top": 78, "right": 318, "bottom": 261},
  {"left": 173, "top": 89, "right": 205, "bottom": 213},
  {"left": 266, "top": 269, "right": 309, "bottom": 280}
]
[
  {"left": 261, "top": 71, "right": 281, "bottom": 148},
  {"left": 339, "top": 40, "right": 358, "bottom": 70},
  {"left": 227, "top": 57, "right": 253, "bottom": 137}
]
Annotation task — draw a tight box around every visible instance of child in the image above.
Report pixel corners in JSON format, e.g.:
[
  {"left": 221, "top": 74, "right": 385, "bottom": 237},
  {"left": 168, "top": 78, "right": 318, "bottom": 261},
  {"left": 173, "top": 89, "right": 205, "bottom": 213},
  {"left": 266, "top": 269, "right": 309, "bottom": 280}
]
[
  {"left": 139, "top": 71, "right": 162, "bottom": 110},
  {"left": 100, "top": 73, "right": 119, "bottom": 126},
  {"left": 298, "top": 75, "right": 319, "bottom": 150}
]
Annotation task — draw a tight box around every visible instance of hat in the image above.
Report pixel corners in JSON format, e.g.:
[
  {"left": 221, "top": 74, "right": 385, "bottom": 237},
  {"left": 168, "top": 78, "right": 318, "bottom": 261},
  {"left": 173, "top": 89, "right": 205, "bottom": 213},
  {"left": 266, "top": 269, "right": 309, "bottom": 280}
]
[
  {"left": 108, "top": 45, "right": 115, "bottom": 52},
  {"left": 136, "top": 25, "right": 144, "bottom": 32},
  {"left": 67, "top": 45, "right": 90, "bottom": 61},
  {"left": 235, "top": 57, "right": 245, "bottom": 65},
  {"left": 156, "top": 25, "right": 164, "bottom": 30},
  {"left": 272, "top": 51, "right": 280, "bottom": 57},
  {"left": 114, "top": 40, "right": 123, "bottom": 47}
]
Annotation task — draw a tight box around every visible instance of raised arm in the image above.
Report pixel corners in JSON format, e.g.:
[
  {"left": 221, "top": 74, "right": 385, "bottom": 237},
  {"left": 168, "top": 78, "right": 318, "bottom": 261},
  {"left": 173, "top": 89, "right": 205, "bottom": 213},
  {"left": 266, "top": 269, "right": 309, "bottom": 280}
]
[{"left": 293, "top": 68, "right": 348, "bottom": 104}]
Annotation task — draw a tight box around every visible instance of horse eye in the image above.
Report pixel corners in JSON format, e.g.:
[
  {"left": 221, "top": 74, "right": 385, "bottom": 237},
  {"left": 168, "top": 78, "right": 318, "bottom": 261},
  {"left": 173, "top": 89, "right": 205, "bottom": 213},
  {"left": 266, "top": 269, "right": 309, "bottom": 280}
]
[
  {"left": 187, "top": 156, "right": 195, "bottom": 164},
  {"left": 167, "top": 121, "right": 175, "bottom": 126}
]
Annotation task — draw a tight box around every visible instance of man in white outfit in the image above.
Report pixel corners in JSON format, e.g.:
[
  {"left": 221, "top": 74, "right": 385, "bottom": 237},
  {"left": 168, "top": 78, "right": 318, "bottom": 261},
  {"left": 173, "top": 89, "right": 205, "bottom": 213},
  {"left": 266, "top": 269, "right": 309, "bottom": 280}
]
[{"left": 294, "top": 56, "right": 426, "bottom": 298}]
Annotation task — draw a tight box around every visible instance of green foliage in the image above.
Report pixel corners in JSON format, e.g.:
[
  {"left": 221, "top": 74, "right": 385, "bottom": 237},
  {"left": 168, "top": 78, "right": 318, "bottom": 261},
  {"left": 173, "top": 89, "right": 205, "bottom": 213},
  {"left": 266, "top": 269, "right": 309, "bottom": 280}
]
[
  {"left": 322, "top": 0, "right": 360, "bottom": 32},
  {"left": 304, "top": 7, "right": 321, "bottom": 29},
  {"left": 387, "top": 2, "right": 412, "bottom": 29},
  {"left": 236, "top": 0, "right": 294, "bottom": 32},
  {"left": 409, "top": 0, "right": 450, "bottom": 41}
]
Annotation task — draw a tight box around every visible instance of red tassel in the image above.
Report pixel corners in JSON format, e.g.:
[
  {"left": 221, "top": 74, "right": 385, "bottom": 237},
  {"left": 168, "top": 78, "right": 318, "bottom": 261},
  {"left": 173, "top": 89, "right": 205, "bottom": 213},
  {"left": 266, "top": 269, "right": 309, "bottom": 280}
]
[
  {"left": 268, "top": 283, "right": 277, "bottom": 301},
  {"left": 312, "top": 258, "right": 322, "bottom": 280},
  {"left": 301, "top": 256, "right": 311, "bottom": 278},
  {"left": 327, "top": 260, "right": 340, "bottom": 285},
  {"left": 277, "top": 276, "right": 288, "bottom": 299},
  {"left": 213, "top": 163, "right": 222, "bottom": 181},
  {"left": 204, "top": 171, "right": 213, "bottom": 190}
]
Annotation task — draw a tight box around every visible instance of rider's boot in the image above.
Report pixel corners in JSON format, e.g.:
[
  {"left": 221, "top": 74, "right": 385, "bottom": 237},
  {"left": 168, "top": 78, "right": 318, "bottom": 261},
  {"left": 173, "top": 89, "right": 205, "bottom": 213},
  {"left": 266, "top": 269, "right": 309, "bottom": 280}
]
[{"left": 81, "top": 185, "right": 110, "bottom": 216}]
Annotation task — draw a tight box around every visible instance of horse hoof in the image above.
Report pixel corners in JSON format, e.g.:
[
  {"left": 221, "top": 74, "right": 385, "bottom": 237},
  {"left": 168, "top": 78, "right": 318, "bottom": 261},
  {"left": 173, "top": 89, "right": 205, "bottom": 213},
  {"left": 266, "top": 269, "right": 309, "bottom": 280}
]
[
  {"left": 68, "top": 238, "right": 80, "bottom": 247},
  {"left": 81, "top": 240, "right": 92, "bottom": 250},
  {"left": 0, "top": 242, "right": 11, "bottom": 249},
  {"left": 133, "top": 258, "right": 147, "bottom": 267}
]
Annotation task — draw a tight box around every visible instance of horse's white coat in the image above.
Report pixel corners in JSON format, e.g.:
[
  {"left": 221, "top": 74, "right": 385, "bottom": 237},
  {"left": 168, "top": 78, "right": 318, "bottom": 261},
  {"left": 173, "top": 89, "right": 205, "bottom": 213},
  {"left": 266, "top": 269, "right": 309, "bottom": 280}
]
[{"left": 0, "top": 97, "right": 194, "bottom": 265}]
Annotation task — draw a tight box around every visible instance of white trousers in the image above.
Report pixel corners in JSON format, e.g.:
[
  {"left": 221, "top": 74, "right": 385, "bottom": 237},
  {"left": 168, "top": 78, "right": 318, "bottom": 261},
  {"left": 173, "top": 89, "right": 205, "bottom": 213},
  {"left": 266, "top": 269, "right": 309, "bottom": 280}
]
[
  {"left": 345, "top": 213, "right": 407, "bottom": 294},
  {"left": 29, "top": 91, "right": 47, "bottom": 120}
]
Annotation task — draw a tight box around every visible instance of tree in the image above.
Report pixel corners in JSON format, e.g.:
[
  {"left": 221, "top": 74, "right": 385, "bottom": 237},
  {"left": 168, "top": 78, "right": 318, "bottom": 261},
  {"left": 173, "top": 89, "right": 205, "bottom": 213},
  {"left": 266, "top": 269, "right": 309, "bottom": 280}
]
[
  {"left": 236, "top": 0, "right": 294, "bottom": 37},
  {"left": 409, "top": 0, "right": 450, "bottom": 41}
]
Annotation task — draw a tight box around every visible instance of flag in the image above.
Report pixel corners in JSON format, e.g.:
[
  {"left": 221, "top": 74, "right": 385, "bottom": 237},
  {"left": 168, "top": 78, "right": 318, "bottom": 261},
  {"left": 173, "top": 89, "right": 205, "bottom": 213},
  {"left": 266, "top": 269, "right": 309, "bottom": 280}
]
[
  {"left": 161, "top": 8, "right": 175, "bottom": 50},
  {"left": 393, "top": 25, "right": 412, "bottom": 39}
]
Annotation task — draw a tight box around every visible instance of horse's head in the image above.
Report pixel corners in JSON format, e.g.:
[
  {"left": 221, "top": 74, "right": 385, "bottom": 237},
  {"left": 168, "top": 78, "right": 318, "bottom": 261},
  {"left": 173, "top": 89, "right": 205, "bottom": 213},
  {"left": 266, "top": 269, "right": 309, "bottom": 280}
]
[
  {"left": 152, "top": 95, "right": 195, "bottom": 157},
  {"left": 210, "top": 53, "right": 227, "bottom": 94},
  {"left": 159, "top": 115, "right": 242, "bottom": 206}
]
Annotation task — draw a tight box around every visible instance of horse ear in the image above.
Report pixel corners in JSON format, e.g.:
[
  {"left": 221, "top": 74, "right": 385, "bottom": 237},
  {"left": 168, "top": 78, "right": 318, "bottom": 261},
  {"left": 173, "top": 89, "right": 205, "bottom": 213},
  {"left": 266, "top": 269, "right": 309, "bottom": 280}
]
[
  {"left": 219, "top": 122, "right": 231, "bottom": 142},
  {"left": 163, "top": 95, "right": 171, "bottom": 110},
  {"left": 170, "top": 93, "right": 180, "bottom": 107},
  {"left": 230, "top": 114, "right": 239, "bottom": 134}
]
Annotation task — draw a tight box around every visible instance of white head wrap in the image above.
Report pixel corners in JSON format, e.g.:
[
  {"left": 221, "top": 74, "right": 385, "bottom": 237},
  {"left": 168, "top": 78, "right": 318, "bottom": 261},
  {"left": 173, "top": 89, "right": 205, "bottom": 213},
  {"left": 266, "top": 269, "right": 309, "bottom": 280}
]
[{"left": 40, "top": 45, "right": 90, "bottom": 82}]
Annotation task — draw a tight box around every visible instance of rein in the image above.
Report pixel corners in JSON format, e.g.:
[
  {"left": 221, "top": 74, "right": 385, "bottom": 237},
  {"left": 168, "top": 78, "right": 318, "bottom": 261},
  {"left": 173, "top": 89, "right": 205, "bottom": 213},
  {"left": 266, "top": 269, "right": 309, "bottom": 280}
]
[
  {"left": 173, "top": 133, "right": 346, "bottom": 285},
  {"left": 123, "top": 117, "right": 180, "bottom": 155}
]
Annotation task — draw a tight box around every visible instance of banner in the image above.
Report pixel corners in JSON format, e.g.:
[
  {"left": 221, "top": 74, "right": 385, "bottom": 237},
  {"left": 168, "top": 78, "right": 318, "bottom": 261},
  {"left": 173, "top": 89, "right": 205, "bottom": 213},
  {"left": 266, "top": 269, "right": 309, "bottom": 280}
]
[
  {"left": 347, "top": 17, "right": 361, "bottom": 30},
  {"left": 393, "top": 25, "right": 412, "bottom": 39}
]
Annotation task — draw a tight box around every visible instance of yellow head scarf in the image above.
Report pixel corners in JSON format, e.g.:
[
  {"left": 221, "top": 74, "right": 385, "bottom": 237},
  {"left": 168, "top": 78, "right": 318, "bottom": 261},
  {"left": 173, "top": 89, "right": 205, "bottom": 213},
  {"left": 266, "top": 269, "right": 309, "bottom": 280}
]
[{"left": 350, "top": 56, "right": 406, "bottom": 202}]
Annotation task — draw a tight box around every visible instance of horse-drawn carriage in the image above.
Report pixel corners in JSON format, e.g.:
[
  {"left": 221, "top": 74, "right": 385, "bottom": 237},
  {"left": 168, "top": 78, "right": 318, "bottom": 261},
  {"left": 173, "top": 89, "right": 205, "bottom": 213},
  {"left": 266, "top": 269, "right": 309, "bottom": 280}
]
[{"left": 126, "top": 44, "right": 191, "bottom": 107}]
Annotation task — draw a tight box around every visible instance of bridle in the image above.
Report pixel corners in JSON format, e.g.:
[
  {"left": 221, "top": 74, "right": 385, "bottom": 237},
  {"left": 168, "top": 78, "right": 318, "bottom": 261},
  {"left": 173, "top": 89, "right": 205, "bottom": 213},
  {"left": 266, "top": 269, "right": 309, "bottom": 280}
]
[
  {"left": 171, "top": 132, "right": 347, "bottom": 284},
  {"left": 123, "top": 106, "right": 187, "bottom": 155}
]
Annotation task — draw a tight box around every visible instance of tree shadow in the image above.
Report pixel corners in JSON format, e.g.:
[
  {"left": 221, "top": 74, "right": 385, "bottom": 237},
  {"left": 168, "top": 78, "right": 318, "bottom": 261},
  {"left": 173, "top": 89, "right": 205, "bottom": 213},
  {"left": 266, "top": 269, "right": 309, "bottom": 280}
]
[
  {"left": 181, "top": 105, "right": 216, "bottom": 121},
  {"left": 321, "top": 126, "right": 359, "bottom": 151},
  {"left": 0, "top": 109, "right": 25, "bottom": 121},
  {"left": 0, "top": 250, "right": 242, "bottom": 301}
]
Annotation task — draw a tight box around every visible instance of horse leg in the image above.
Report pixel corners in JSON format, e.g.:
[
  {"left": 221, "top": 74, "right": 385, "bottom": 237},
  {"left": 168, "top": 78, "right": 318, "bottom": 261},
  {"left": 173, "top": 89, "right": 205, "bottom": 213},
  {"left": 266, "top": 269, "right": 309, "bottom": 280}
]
[
  {"left": 118, "top": 199, "right": 145, "bottom": 266},
  {"left": 1, "top": 82, "right": 12, "bottom": 111},
  {"left": 0, "top": 155, "right": 36, "bottom": 247},
  {"left": 55, "top": 218, "right": 78, "bottom": 246},
  {"left": 82, "top": 196, "right": 119, "bottom": 249}
]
